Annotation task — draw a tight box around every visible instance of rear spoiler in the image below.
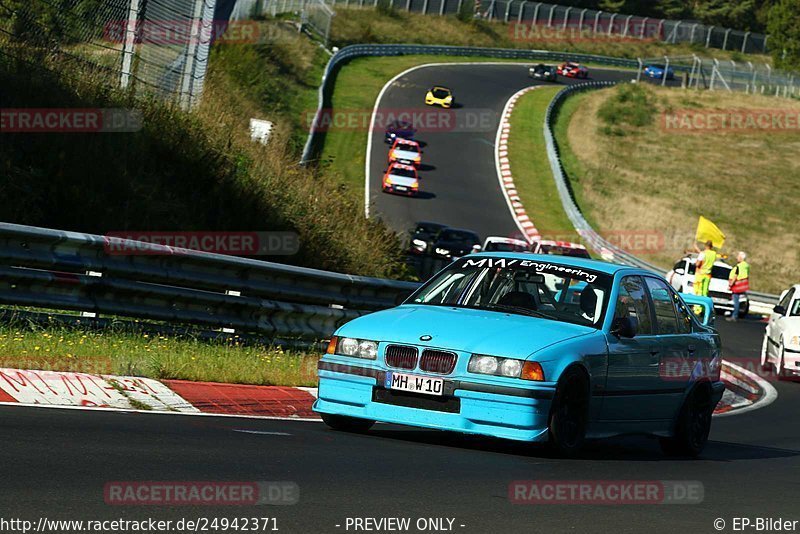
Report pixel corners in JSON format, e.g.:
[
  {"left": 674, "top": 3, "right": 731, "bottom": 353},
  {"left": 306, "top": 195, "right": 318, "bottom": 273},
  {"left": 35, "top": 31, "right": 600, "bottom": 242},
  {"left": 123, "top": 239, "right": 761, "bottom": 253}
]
[{"left": 679, "top": 293, "right": 715, "bottom": 327}]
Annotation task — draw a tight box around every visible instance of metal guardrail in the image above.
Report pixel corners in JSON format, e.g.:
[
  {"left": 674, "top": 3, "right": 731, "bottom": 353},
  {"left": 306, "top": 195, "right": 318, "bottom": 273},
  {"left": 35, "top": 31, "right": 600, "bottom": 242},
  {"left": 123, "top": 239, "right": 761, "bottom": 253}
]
[
  {"left": 0, "top": 223, "right": 419, "bottom": 343},
  {"left": 542, "top": 82, "right": 779, "bottom": 311},
  {"left": 300, "top": 43, "right": 638, "bottom": 163}
]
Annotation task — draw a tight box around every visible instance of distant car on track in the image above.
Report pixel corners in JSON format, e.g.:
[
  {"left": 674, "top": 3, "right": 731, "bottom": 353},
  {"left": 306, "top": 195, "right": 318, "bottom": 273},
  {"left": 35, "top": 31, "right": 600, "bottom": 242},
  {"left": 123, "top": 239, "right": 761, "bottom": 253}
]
[
  {"left": 382, "top": 162, "right": 420, "bottom": 196},
  {"left": 408, "top": 222, "right": 447, "bottom": 255},
  {"left": 666, "top": 255, "right": 748, "bottom": 318},
  {"left": 644, "top": 64, "right": 675, "bottom": 81},
  {"left": 431, "top": 229, "right": 481, "bottom": 260},
  {"left": 761, "top": 284, "right": 800, "bottom": 378},
  {"left": 384, "top": 120, "right": 416, "bottom": 144},
  {"left": 315, "top": 254, "right": 724, "bottom": 456},
  {"left": 529, "top": 64, "right": 558, "bottom": 82},
  {"left": 425, "top": 86, "right": 454, "bottom": 108},
  {"left": 557, "top": 62, "right": 588, "bottom": 79},
  {"left": 482, "top": 236, "right": 530, "bottom": 253},
  {"left": 388, "top": 138, "right": 422, "bottom": 167},
  {"left": 531, "top": 240, "right": 591, "bottom": 259}
]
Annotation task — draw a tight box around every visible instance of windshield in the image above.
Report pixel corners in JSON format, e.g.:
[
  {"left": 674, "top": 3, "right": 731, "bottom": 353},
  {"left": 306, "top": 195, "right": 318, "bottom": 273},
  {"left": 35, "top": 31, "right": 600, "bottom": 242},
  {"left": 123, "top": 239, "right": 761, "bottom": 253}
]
[
  {"left": 395, "top": 142, "right": 419, "bottom": 153},
  {"left": 540, "top": 244, "right": 591, "bottom": 258},
  {"left": 438, "top": 230, "right": 478, "bottom": 244},
  {"left": 390, "top": 166, "right": 416, "bottom": 178},
  {"left": 687, "top": 263, "right": 731, "bottom": 279},
  {"left": 485, "top": 241, "right": 528, "bottom": 252},
  {"left": 407, "top": 257, "right": 612, "bottom": 328},
  {"left": 432, "top": 88, "right": 450, "bottom": 98}
]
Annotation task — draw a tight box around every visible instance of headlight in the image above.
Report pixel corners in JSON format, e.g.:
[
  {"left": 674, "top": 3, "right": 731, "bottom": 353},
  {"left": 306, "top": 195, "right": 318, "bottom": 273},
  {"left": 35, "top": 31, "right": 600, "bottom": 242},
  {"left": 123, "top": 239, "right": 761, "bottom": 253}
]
[
  {"left": 412, "top": 238, "right": 427, "bottom": 250},
  {"left": 384, "top": 176, "right": 394, "bottom": 185},
  {"left": 469, "top": 355, "right": 544, "bottom": 380},
  {"left": 435, "top": 247, "right": 449, "bottom": 255},
  {"left": 335, "top": 337, "right": 378, "bottom": 360}
]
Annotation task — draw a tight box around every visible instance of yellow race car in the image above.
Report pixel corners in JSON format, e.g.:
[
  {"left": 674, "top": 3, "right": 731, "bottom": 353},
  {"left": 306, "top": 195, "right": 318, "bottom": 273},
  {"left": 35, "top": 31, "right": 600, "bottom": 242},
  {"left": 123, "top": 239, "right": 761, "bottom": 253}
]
[{"left": 425, "top": 86, "right": 453, "bottom": 108}]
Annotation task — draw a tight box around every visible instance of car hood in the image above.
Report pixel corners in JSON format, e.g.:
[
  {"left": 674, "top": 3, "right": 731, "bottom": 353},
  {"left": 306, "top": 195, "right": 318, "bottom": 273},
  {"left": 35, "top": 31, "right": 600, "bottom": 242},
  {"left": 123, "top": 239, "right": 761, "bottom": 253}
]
[
  {"left": 387, "top": 174, "right": 417, "bottom": 186},
  {"left": 337, "top": 304, "right": 596, "bottom": 360},
  {"left": 391, "top": 149, "right": 420, "bottom": 160}
]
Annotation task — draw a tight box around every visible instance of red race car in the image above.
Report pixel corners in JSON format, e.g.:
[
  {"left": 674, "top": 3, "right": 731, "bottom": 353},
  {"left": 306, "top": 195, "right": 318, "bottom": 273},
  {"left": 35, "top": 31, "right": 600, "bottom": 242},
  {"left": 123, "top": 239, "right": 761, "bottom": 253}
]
[
  {"left": 556, "top": 62, "right": 589, "bottom": 79},
  {"left": 388, "top": 138, "right": 422, "bottom": 167},
  {"left": 382, "top": 162, "right": 420, "bottom": 196}
]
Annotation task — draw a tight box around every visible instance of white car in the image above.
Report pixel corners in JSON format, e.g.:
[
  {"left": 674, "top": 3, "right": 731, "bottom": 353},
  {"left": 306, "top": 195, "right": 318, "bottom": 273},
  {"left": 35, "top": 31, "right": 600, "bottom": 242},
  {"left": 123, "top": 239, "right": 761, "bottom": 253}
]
[
  {"left": 531, "top": 239, "right": 591, "bottom": 259},
  {"left": 666, "top": 255, "right": 748, "bottom": 318},
  {"left": 482, "top": 236, "right": 529, "bottom": 253},
  {"left": 761, "top": 284, "right": 800, "bottom": 378}
]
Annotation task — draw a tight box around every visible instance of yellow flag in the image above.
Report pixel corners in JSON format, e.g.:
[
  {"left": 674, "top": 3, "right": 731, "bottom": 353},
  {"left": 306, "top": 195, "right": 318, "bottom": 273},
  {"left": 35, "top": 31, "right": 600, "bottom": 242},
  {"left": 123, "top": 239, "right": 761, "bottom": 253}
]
[{"left": 695, "top": 216, "right": 725, "bottom": 249}]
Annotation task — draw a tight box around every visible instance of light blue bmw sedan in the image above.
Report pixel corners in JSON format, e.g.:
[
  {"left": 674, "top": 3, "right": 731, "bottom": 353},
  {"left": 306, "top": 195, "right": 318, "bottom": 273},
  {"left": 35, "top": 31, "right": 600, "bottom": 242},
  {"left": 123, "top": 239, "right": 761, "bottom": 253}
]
[{"left": 314, "top": 253, "right": 724, "bottom": 456}]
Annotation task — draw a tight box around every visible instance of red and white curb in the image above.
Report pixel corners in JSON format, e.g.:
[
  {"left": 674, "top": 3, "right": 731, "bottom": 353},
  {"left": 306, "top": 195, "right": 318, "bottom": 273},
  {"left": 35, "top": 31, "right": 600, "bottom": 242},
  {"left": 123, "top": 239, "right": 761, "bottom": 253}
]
[
  {"left": 715, "top": 361, "right": 777, "bottom": 417},
  {"left": 0, "top": 368, "right": 319, "bottom": 420},
  {"left": 495, "top": 86, "right": 542, "bottom": 243}
]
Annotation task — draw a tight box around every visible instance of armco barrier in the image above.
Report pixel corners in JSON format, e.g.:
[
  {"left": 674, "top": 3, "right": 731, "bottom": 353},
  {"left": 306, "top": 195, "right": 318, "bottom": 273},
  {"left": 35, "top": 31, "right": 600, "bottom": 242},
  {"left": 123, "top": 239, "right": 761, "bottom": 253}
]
[
  {"left": 300, "top": 44, "right": 638, "bottom": 163},
  {"left": 542, "top": 82, "right": 779, "bottom": 313},
  {"left": 0, "top": 223, "right": 419, "bottom": 343}
]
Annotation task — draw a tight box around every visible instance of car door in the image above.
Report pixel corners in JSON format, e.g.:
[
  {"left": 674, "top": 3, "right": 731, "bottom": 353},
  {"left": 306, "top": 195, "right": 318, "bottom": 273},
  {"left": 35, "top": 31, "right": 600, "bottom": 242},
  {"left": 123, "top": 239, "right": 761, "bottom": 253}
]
[
  {"left": 601, "top": 275, "right": 660, "bottom": 421},
  {"left": 768, "top": 288, "right": 795, "bottom": 357},
  {"left": 643, "top": 277, "right": 693, "bottom": 420}
]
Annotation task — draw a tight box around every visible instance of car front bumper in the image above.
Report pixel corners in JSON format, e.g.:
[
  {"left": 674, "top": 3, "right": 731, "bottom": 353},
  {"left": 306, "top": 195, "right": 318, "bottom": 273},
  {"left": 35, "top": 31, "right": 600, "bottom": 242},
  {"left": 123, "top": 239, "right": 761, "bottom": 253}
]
[{"left": 314, "top": 360, "right": 554, "bottom": 442}]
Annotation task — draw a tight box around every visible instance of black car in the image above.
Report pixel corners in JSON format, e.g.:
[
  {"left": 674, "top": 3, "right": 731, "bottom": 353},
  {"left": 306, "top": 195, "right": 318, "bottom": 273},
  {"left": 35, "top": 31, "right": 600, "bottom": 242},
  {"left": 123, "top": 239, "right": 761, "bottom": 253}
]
[
  {"left": 384, "top": 120, "right": 416, "bottom": 143},
  {"left": 431, "top": 228, "right": 481, "bottom": 259},
  {"left": 529, "top": 64, "right": 557, "bottom": 81},
  {"left": 408, "top": 221, "right": 447, "bottom": 255}
]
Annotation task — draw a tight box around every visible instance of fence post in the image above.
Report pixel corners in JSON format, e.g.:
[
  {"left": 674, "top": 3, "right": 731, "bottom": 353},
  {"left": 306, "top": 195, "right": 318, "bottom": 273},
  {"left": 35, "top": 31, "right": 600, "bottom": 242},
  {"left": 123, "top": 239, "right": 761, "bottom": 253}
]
[
  {"left": 505, "top": 0, "right": 512, "bottom": 22},
  {"left": 722, "top": 28, "right": 731, "bottom": 50},
  {"left": 562, "top": 7, "right": 571, "bottom": 30},
  {"left": 119, "top": 0, "right": 140, "bottom": 90},
  {"left": 517, "top": 1, "right": 526, "bottom": 23},
  {"left": 607, "top": 13, "right": 615, "bottom": 36},
  {"left": 741, "top": 31, "right": 750, "bottom": 53},
  {"left": 423, "top": 0, "right": 429, "bottom": 14},
  {"left": 531, "top": 2, "right": 541, "bottom": 28},
  {"left": 662, "top": 56, "right": 669, "bottom": 86},
  {"left": 579, "top": 8, "right": 586, "bottom": 32},
  {"left": 689, "top": 23, "right": 697, "bottom": 44},
  {"left": 621, "top": 15, "right": 631, "bottom": 38},
  {"left": 640, "top": 17, "right": 647, "bottom": 39},
  {"left": 670, "top": 21, "right": 680, "bottom": 43},
  {"left": 179, "top": 0, "right": 205, "bottom": 110},
  {"left": 440, "top": 0, "right": 446, "bottom": 16},
  {"left": 763, "top": 35, "right": 769, "bottom": 54},
  {"left": 636, "top": 58, "right": 643, "bottom": 83},
  {"left": 547, "top": 3, "right": 554, "bottom": 27},
  {"left": 593, "top": 10, "right": 601, "bottom": 33}
]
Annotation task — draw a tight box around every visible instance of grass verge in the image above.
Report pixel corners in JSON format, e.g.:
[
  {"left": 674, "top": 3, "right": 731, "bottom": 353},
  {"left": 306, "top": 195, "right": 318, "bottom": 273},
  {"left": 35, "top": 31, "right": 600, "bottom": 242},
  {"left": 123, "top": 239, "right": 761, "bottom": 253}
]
[
  {"left": 0, "top": 325, "right": 319, "bottom": 387},
  {"left": 506, "top": 85, "right": 580, "bottom": 243},
  {"left": 554, "top": 83, "right": 800, "bottom": 293}
]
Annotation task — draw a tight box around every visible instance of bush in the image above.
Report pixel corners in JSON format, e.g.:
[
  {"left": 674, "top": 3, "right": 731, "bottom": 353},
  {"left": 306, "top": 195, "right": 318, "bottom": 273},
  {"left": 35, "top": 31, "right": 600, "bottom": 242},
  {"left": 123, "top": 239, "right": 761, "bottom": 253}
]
[{"left": 597, "top": 83, "right": 656, "bottom": 135}]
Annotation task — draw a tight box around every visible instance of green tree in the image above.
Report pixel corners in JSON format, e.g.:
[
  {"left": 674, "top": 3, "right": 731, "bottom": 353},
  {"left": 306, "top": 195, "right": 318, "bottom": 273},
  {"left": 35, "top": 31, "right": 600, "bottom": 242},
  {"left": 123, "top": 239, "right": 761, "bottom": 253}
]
[{"left": 767, "top": 0, "right": 800, "bottom": 70}]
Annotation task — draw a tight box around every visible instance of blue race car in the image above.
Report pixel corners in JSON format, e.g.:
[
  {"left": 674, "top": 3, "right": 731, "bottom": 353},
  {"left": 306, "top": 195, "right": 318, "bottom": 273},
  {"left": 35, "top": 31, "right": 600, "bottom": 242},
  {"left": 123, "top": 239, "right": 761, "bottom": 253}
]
[
  {"left": 644, "top": 64, "right": 675, "bottom": 80},
  {"left": 315, "top": 254, "right": 724, "bottom": 456}
]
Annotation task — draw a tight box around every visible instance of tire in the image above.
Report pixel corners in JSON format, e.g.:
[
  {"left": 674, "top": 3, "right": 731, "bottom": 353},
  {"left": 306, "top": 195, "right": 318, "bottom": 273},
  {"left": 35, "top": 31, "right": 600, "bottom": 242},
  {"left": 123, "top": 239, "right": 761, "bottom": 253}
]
[
  {"left": 660, "top": 385, "right": 713, "bottom": 457},
  {"left": 321, "top": 413, "right": 375, "bottom": 433},
  {"left": 547, "top": 367, "right": 590, "bottom": 456},
  {"left": 760, "top": 335, "right": 771, "bottom": 371}
]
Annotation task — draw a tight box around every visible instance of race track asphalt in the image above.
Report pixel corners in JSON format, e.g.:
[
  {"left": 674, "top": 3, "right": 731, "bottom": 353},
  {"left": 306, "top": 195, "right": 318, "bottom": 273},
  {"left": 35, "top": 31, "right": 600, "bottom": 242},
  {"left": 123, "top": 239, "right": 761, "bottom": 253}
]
[
  {"left": 368, "top": 63, "right": 676, "bottom": 242},
  {"left": 2, "top": 319, "right": 798, "bottom": 533}
]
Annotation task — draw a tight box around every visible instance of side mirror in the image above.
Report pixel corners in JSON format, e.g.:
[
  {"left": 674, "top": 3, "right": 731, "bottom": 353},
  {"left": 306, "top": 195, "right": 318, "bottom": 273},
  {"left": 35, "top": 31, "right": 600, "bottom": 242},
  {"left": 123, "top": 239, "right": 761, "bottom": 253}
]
[
  {"left": 611, "top": 316, "right": 638, "bottom": 338},
  {"left": 675, "top": 268, "right": 685, "bottom": 275},
  {"left": 773, "top": 305, "right": 786, "bottom": 315},
  {"left": 471, "top": 244, "right": 482, "bottom": 253}
]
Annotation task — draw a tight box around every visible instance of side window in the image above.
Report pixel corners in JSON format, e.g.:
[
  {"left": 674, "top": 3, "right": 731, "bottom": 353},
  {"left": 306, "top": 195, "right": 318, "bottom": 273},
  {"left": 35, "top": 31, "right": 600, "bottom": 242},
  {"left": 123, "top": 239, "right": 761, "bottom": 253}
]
[
  {"left": 673, "top": 260, "right": 685, "bottom": 272},
  {"left": 645, "top": 277, "right": 680, "bottom": 335},
  {"left": 670, "top": 290, "right": 694, "bottom": 334},
  {"left": 613, "top": 276, "right": 654, "bottom": 335},
  {"left": 778, "top": 289, "right": 795, "bottom": 311}
]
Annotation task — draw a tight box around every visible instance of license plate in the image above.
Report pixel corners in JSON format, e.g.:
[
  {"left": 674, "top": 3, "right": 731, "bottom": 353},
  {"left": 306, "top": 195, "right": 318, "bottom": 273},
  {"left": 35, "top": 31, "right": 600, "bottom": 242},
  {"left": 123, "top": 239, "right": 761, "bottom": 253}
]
[
  {"left": 395, "top": 186, "right": 407, "bottom": 191},
  {"left": 385, "top": 372, "right": 444, "bottom": 396}
]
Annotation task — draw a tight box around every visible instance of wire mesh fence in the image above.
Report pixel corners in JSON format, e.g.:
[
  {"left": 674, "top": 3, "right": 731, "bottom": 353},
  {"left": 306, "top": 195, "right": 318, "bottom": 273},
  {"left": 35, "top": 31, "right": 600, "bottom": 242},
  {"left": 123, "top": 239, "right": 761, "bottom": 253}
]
[
  {"left": 229, "top": 0, "right": 334, "bottom": 44},
  {"left": 0, "top": 0, "right": 218, "bottom": 109},
  {"left": 328, "top": 0, "right": 771, "bottom": 55}
]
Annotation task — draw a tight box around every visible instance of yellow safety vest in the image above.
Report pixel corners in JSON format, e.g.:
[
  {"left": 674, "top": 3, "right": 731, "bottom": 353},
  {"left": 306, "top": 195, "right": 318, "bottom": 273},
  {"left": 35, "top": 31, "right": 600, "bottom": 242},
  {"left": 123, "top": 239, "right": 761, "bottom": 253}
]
[
  {"left": 697, "top": 250, "right": 717, "bottom": 278},
  {"left": 729, "top": 261, "right": 750, "bottom": 281}
]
